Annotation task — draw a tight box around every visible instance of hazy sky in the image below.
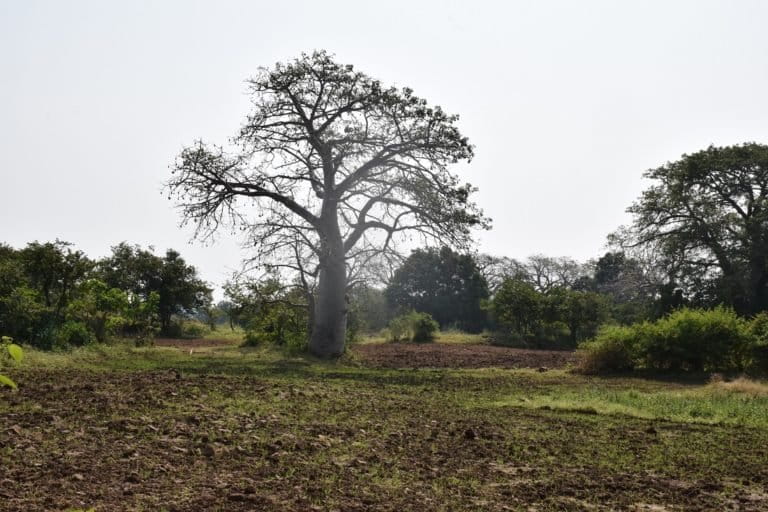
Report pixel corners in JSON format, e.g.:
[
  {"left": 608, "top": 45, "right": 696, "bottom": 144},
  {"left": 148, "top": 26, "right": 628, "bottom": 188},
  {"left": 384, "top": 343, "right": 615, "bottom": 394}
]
[{"left": 2, "top": 0, "right": 768, "bottom": 296}]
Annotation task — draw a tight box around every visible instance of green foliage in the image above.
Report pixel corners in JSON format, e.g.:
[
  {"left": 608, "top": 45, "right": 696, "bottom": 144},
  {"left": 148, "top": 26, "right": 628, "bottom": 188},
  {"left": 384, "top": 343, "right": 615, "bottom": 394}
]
[
  {"left": 386, "top": 311, "right": 439, "bottom": 342},
  {"left": 55, "top": 320, "right": 95, "bottom": 348},
  {"left": 234, "top": 278, "right": 309, "bottom": 352},
  {"left": 626, "top": 143, "right": 768, "bottom": 315},
  {"left": 386, "top": 315, "right": 411, "bottom": 342},
  {"left": 576, "top": 325, "right": 637, "bottom": 374},
  {"left": 65, "top": 279, "right": 130, "bottom": 342},
  {"left": 748, "top": 312, "right": 768, "bottom": 373},
  {"left": 98, "top": 243, "right": 212, "bottom": 335},
  {"left": 410, "top": 312, "right": 439, "bottom": 342},
  {"left": 386, "top": 247, "right": 489, "bottom": 333},
  {"left": 488, "top": 278, "right": 542, "bottom": 340},
  {"left": 578, "top": 307, "right": 757, "bottom": 374},
  {"left": 0, "top": 335, "right": 23, "bottom": 389},
  {"left": 180, "top": 319, "right": 210, "bottom": 339},
  {"left": 490, "top": 278, "right": 609, "bottom": 348}
]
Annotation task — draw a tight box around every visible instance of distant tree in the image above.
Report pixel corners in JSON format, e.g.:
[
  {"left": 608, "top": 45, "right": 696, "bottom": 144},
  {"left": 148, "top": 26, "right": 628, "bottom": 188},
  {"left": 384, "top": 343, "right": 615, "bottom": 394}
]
[
  {"left": 476, "top": 254, "right": 526, "bottom": 294},
  {"left": 18, "top": 240, "right": 93, "bottom": 318},
  {"left": 166, "top": 51, "right": 488, "bottom": 357},
  {"left": 216, "top": 300, "right": 237, "bottom": 331},
  {"left": 348, "top": 284, "right": 389, "bottom": 334},
  {"left": 65, "top": 279, "right": 130, "bottom": 342},
  {"left": 98, "top": 243, "right": 211, "bottom": 334},
  {"left": 523, "top": 255, "right": 587, "bottom": 293},
  {"left": 386, "top": 247, "right": 489, "bottom": 333},
  {"left": 544, "top": 287, "right": 609, "bottom": 343},
  {"left": 488, "top": 278, "right": 542, "bottom": 339},
  {"left": 625, "top": 143, "right": 768, "bottom": 314}
]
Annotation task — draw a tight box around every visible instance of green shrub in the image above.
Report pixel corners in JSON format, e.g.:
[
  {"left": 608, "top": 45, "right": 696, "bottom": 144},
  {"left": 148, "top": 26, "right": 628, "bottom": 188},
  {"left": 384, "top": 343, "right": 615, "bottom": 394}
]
[
  {"left": 387, "top": 315, "right": 412, "bottom": 342},
  {"left": 242, "top": 330, "right": 262, "bottom": 347},
  {"left": 578, "top": 307, "right": 755, "bottom": 374},
  {"left": 576, "top": 325, "right": 637, "bottom": 374},
  {"left": 386, "top": 312, "right": 439, "bottom": 342},
  {"left": 181, "top": 319, "right": 210, "bottom": 339},
  {"left": 55, "top": 321, "right": 95, "bottom": 348},
  {"left": 411, "top": 312, "right": 439, "bottom": 342},
  {"left": 642, "top": 307, "right": 751, "bottom": 372}
]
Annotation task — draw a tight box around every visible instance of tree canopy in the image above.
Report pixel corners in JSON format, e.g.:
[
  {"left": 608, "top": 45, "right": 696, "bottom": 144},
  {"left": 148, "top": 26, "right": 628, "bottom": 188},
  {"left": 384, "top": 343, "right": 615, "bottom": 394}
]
[
  {"left": 386, "top": 247, "right": 489, "bottom": 333},
  {"left": 625, "top": 143, "right": 768, "bottom": 314}
]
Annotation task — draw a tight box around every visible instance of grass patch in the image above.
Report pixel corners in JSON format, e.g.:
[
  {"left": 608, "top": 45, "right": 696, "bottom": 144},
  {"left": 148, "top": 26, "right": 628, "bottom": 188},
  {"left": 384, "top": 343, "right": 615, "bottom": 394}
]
[{"left": 484, "top": 374, "right": 768, "bottom": 427}]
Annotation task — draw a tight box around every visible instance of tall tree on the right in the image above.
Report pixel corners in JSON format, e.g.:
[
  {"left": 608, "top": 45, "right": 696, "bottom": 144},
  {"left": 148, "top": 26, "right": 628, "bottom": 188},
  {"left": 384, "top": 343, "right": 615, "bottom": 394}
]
[{"left": 624, "top": 143, "right": 768, "bottom": 314}]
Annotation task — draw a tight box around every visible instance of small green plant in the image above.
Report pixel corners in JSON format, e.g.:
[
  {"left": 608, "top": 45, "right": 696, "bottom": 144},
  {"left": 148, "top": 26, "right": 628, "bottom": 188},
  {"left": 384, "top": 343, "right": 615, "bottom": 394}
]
[{"left": 1, "top": 335, "right": 24, "bottom": 389}]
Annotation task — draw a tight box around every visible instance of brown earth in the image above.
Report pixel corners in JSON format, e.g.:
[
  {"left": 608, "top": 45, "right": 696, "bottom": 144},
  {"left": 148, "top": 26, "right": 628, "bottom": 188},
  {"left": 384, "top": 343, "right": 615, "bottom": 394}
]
[
  {"left": 1, "top": 366, "right": 766, "bottom": 511},
  {"left": 353, "top": 342, "right": 577, "bottom": 369},
  {"left": 154, "top": 338, "right": 236, "bottom": 349}
]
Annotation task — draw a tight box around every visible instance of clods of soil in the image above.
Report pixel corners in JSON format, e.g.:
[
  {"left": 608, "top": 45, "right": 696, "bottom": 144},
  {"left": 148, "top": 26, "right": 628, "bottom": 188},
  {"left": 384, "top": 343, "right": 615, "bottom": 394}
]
[{"left": 353, "top": 343, "right": 576, "bottom": 369}]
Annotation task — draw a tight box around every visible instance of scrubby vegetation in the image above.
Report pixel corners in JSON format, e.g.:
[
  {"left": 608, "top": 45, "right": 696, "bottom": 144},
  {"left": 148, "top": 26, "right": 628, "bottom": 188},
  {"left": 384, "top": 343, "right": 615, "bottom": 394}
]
[
  {"left": 578, "top": 307, "right": 767, "bottom": 375},
  {"left": 385, "top": 311, "right": 439, "bottom": 342}
]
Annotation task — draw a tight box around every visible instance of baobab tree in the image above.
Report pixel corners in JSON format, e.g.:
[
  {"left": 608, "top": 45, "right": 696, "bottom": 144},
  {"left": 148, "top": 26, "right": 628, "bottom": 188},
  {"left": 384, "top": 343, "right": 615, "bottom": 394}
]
[{"left": 167, "top": 51, "right": 488, "bottom": 357}]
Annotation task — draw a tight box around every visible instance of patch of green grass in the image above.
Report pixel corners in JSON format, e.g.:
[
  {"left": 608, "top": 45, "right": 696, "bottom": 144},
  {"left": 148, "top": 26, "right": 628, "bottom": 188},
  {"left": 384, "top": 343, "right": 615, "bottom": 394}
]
[
  {"left": 201, "top": 326, "right": 245, "bottom": 342},
  {"left": 482, "top": 373, "right": 768, "bottom": 427}
]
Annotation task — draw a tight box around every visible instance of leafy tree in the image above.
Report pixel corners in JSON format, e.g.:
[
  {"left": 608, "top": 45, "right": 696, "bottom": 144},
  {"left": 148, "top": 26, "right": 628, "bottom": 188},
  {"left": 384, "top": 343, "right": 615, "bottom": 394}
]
[
  {"left": 166, "top": 51, "right": 488, "bottom": 357},
  {"left": 488, "top": 278, "right": 542, "bottom": 339},
  {"left": 386, "top": 247, "right": 489, "bottom": 332},
  {"left": 18, "top": 240, "right": 93, "bottom": 318},
  {"left": 544, "top": 287, "right": 609, "bottom": 344},
  {"left": 98, "top": 243, "right": 211, "bottom": 334},
  {"left": 157, "top": 250, "right": 212, "bottom": 333},
  {"left": 625, "top": 143, "right": 768, "bottom": 314},
  {"left": 65, "top": 279, "right": 130, "bottom": 342},
  {"left": 234, "top": 278, "right": 309, "bottom": 349}
]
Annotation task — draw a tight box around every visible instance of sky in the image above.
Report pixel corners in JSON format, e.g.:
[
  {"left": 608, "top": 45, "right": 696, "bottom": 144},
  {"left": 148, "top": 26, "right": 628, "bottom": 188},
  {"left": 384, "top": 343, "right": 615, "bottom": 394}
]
[{"left": 2, "top": 0, "right": 768, "bottom": 297}]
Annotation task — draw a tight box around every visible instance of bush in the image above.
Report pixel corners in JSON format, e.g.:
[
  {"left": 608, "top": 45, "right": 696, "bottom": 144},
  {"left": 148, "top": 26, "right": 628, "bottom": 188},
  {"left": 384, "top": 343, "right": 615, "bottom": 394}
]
[
  {"left": 642, "top": 307, "right": 751, "bottom": 372},
  {"left": 411, "top": 312, "right": 439, "bottom": 342},
  {"left": 577, "top": 307, "right": 755, "bottom": 374},
  {"left": 576, "top": 325, "right": 637, "bottom": 374},
  {"left": 242, "top": 330, "right": 262, "bottom": 347},
  {"left": 55, "top": 321, "right": 95, "bottom": 348},
  {"left": 386, "top": 312, "right": 438, "bottom": 342},
  {"left": 181, "top": 319, "right": 210, "bottom": 339}
]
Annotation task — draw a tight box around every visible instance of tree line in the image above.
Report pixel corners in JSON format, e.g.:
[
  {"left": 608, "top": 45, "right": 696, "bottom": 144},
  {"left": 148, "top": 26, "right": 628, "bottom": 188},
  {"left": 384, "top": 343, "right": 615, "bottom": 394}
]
[{"left": 0, "top": 241, "right": 211, "bottom": 348}]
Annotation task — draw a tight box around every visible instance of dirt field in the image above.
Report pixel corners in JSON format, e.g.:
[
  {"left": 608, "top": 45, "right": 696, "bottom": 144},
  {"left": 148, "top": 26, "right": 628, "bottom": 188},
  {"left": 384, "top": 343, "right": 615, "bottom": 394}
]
[
  {"left": 154, "top": 338, "right": 236, "bottom": 349},
  {"left": 353, "top": 342, "right": 576, "bottom": 369},
  {"left": 2, "top": 345, "right": 766, "bottom": 511}
]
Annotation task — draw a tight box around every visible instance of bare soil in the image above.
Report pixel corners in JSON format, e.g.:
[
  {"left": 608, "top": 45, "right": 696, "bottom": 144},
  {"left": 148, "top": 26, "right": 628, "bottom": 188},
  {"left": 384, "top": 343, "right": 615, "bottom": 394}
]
[
  {"left": 353, "top": 342, "right": 576, "bottom": 369},
  {"left": 154, "top": 338, "right": 236, "bottom": 349},
  {"left": 2, "top": 362, "right": 767, "bottom": 511}
]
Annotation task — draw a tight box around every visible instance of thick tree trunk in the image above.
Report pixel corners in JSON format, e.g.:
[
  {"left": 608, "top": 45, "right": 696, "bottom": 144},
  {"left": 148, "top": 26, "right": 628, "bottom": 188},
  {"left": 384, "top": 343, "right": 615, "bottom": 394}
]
[
  {"left": 308, "top": 199, "right": 347, "bottom": 358},
  {"left": 308, "top": 246, "right": 347, "bottom": 358}
]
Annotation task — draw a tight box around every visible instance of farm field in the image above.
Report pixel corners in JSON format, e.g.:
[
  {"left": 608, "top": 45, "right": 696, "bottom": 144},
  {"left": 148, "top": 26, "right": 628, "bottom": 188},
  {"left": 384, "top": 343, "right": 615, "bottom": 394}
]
[{"left": 2, "top": 340, "right": 767, "bottom": 511}]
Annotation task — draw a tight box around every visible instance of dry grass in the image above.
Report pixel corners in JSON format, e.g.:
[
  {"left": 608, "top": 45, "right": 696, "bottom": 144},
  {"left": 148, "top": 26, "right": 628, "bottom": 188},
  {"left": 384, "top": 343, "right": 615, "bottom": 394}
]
[{"left": 708, "top": 376, "right": 768, "bottom": 397}]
